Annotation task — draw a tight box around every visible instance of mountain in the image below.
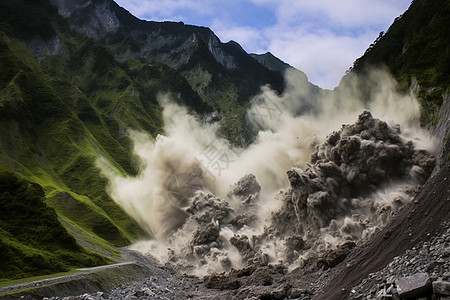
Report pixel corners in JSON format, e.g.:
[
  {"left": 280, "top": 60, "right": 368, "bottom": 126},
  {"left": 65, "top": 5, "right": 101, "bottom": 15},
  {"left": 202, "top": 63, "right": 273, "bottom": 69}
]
[
  {"left": 1, "top": 0, "right": 449, "bottom": 287},
  {"left": 48, "top": 0, "right": 294, "bottom": 139},
  {"left": 349, "top": 0, "right": 450, "bottom": 96},
  {"left": 250, "top": 52, "right": 292, "bottom": 73},
  {"left": 0, "top": 0, "right": 317, "bottom": 280}
]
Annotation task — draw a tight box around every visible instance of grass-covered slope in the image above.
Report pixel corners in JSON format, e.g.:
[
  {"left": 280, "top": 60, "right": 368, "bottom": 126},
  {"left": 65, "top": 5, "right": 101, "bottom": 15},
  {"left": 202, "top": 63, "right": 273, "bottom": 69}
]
[
  {"left": 0, "top": 172, "right": 111, "bottom": 280},
  {"left": 0, "top": 1, "right": 193, "bottom": 279},
  {"left": 0, "top": 2, "right": 223, "bottom": 274},
  {"left": 0, "top": 34, "right": 143, "bottom": 247}
]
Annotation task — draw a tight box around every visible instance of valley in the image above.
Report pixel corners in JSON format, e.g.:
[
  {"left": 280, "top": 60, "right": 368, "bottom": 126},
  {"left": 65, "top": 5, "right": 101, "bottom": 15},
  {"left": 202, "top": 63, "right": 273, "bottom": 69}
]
[{"left": 0, "top": 0, "right": 449, "bottom": 299}]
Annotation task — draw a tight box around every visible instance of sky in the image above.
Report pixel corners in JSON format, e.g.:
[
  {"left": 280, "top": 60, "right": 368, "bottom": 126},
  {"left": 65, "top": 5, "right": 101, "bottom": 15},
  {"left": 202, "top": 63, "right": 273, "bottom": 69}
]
[{"left": 114, "top": 0, "right": 412, "bottom": 89}]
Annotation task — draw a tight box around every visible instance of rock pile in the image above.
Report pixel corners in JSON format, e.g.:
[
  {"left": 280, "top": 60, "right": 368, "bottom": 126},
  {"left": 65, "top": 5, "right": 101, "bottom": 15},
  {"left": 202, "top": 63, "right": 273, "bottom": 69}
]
[
  {"left": 260, "top": 111, "right": 436, "bottom": 272},
  {"left": 162, "top": 173, "right": 264, "bottom": 274},
  {"left": 349, "top": 222, "right": 450, "bottom": 299},
  {"left": 11, "top": 113, "right": 447, "bottom": 300},
  {"left": 272, "top": 111, "right": 435, "bottom": 240},
  {"left": 148, "top": 111, "right": 436, "bottom": 277}
]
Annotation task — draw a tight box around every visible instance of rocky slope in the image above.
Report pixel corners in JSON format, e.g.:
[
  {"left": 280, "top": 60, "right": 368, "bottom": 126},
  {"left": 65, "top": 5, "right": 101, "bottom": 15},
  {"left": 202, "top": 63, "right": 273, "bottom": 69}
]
[{"left": 315, "top": 163, "right": 450, "bottom": 299}]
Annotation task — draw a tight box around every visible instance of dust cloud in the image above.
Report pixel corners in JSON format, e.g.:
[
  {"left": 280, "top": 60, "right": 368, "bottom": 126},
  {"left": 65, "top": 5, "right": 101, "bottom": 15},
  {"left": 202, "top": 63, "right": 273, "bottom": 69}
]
[{"left": 99, "top": 68, "right": 436, "bottom": 276}]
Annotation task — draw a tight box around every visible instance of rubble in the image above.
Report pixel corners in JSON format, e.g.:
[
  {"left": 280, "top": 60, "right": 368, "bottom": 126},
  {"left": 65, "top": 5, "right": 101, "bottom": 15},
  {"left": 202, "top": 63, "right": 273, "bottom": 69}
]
[
  {"left": 272, "top": 111, "right": 435, "bottom": 245},
  {"left": 433, "top": 280, "right": 450, "bottom": 296},
  {"left": 10, "top": 95, "right": 450, "bottom": 300},
  {"left": 347, "top": 222, "right": 450, "bottom": 300},
  {"left": 41, "top": 112, "right": 442, "bottom": 300},
  {"left": 228, "top": 173, "right": 261, "bottom": 201},
  {"left": 128, "top": 112, "right": 436, "bottom": 293}
]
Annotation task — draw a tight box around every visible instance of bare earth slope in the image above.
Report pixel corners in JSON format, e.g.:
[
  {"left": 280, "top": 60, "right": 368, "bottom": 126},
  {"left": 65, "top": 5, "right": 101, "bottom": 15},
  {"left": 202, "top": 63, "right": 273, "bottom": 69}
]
[{"left": 315, "top": 163, "right": 450, "bottom": 299}]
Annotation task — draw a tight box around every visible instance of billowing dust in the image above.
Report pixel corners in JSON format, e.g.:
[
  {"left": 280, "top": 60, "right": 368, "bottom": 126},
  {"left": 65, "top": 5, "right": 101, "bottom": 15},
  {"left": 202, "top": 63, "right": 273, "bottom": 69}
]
[{"left": 99, "top": 68, "right": 436, "bottom": 276}]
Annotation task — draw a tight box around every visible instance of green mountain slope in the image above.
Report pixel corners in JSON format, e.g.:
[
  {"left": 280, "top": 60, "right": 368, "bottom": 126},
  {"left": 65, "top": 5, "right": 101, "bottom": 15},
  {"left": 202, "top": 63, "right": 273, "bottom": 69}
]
[
  {"left": 0, "top": 35, "right": 142, "bottom": 249},
  {"left": 0, "top": 172, "right": 110, "bottom": 280},
  {"left": 47, "top": 0, "right": 297, "bottom": 143},
  {"left": 0, "top": 0, "right": 299, "bottom": 280},
  {"left": 0, "top": 1, "right": 173, "bottom": 278}
]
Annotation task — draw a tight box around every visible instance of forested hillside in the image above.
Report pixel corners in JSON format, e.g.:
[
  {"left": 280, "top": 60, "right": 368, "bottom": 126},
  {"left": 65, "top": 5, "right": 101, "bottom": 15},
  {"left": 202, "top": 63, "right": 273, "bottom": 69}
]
[{"left": 348, "top": 0, "right": 450, "bottom": 124}]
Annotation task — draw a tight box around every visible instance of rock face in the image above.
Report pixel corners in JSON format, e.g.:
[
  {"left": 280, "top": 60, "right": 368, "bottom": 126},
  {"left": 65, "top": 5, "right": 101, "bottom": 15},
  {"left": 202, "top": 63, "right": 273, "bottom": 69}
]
[
  {"left": 396, "top": 272, "right": 432, "bottom": 298},
  {"left": 27, "top": 36, "right": 63, "bottom": 60},
  {"left": 49, "top": 0, "right": 120, "bottom": 37},
  {"left": 433, "top": 280, "right": 450, "bottom": 296},
  {"left": 433, "top": 94, "right": 450, "bottom": 164},
  {"left": 47, "top": 0, "right": 287, "bottom": 106}
]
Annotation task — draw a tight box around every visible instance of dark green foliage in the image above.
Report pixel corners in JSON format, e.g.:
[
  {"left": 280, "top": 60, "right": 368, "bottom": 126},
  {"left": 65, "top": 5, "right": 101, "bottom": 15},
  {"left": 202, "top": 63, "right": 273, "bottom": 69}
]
[
  {"left": 0, "top": 172, "right": 77, "bottom": 252},
  {"left": 0, "top": 0, "right": 57, "bottom": 40},
  {"left": 0, "top": 172, "right": 111, "bottom": 280},
  {"left": 350, "top": 0, "right": 450, "bottom": 96},
  {"left": 127, "top": 62, "right": 213, "bottom": 115},
  {"left": 0, "top": 22, "right": 143, "bottom": 249}
]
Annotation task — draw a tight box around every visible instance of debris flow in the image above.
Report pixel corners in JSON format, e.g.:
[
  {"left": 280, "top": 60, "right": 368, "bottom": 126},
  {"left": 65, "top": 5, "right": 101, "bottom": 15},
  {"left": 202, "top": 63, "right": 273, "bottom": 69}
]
[{"left": 99, "top": 69, "right": 436, "bottom": 278}]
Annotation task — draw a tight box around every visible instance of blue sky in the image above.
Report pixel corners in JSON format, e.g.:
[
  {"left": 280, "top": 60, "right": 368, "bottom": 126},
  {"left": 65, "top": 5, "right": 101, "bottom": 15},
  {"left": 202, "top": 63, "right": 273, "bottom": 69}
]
[{"left": 114, "top": 0, "right": 412, "bottom": 89}]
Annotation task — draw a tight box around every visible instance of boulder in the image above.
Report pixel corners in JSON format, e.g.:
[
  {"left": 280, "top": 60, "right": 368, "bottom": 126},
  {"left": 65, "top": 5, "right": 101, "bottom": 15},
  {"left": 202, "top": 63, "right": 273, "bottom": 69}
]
[
  {"left": 317, "top": 241, "right": 356, "bottom": 270},
  {"left": 396, "top": 273, "right": 432, "bottom": 298},
  {"left": 191, "top": 222, "right": 220, "bottom": 246},
  {"left": 433, "top": 280, "right": 450, "bottom": 296},
  {"left": 229, "top": 174, "right": 261, "bottom": 200}
]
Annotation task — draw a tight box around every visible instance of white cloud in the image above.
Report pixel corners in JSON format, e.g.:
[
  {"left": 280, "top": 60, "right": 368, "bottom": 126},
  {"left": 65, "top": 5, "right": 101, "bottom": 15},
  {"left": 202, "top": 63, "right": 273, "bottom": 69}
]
[
  {"left": 263, "top": 26, "right": 379, "bottom": 88},
  {"left": 210, "top": 20, "right": 269, "bottom": 54},
  {"left": 211, "top": 0, "right": 400, "bottom": 88},
  {"left": 114, "top": 0, "right": 212, "bottom": 22},
  {"left": 251, "top": 0, "right": 409, "bottom": 29},
  {"left": 214, "top": 0, "right": 411, "bottom": 88}
]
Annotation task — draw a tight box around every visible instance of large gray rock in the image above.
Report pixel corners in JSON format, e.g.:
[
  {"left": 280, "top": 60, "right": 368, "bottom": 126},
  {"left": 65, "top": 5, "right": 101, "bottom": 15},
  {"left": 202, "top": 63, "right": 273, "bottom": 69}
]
[
  {"left": 229, "top": 174, "right": 261, "bottom": 200},
  {"left": 433, "top": 280, "right": 450, "bottom": 296},
  {"left": 396, "top": 273, "right": 432, "bottom": 298}
]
